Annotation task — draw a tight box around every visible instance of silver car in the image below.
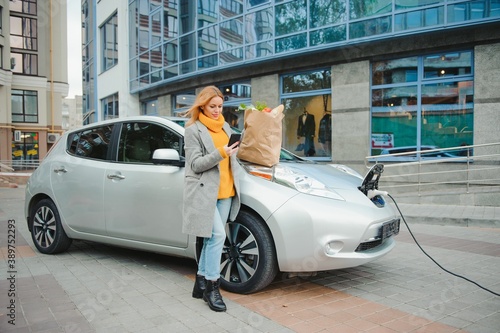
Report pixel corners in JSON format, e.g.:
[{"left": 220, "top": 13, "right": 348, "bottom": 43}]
[{"left": 25, "top": 116, "right": 400, "bottom": 294}]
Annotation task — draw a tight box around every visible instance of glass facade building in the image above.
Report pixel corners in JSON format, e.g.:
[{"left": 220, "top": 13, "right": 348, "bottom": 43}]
[
  {"left": 82, "top": 0, "right": 500, "bottom": 162},
  {"left": 128, "top": 0, "right": 499, "bottom": 92}
]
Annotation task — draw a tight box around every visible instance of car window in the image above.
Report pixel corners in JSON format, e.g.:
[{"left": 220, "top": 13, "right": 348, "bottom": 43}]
[
  {"left": 118, "top": 122, "right": 184, "bottom": 163},
  {"left": 67, "top": 125, "right": 114, "bottom": 160}
]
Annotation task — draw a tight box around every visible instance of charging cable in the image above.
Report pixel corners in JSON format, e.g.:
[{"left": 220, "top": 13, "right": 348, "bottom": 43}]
[{"left": 385, "top": 193, "right": 499, "bottom": 297}]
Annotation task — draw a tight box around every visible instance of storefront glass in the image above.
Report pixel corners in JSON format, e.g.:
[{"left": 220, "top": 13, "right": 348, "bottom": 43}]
[
  {"left": 11, "top": 132, "right": 39, "bottom": 169},
  {"left": 172, "top": 91, "right": 196, "bottom": 116},
  {"left": 371, "top": 50, "right": 474, "bottom": 159},
  {"left": 280, "top": 69, "right": 332, "bottom": 160},
  {"left": 220, "top": 82, "right": 252, "bottom": 130}
]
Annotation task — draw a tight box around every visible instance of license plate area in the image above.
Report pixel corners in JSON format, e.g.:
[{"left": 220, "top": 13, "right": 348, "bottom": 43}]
[{"left": 380, "top": 219, "right": 400, "bottom": 240}]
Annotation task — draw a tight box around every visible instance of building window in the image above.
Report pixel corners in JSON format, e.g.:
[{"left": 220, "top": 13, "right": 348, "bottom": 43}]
[
  {"left": 10, "top": 16, "right": 37, "bottom": 50},
  {"left": 101, "top": 93, "right": 119, "bottom": 120},
  {"left": 12, "top": 132, "right": 39, "bottom": 168},
  {"left": 0, "top": 6, "right": 3, "bottom": 35},
  {"left": 244, "top": 7, "right": 273, "bottom": 60},
  {"left": 172, "top": 91, "right": 196, "bottom": 116},
  {"left": 11, "top": 89, "right": 38, "bottom": 123},
  {"left": 219, "top": 82, "right": 251, "bottom": 130},
  {"left": 395, "top": 6, "right": 444, "bottom": 31},
  {"left": 447, "top": 0, "right": 500, "bottom": 23},
  {"left": 101, "top": 12, "right": 118, "bottom": 72},
  {"left": 9, "top": 0, "right": 38, "bottom": 75},
  {"left": 280, "top": 69, "right": 332, "bottom": 159},
  {"left": 275, "top": 0, "right": 308, "bottom": 53},
  {"left": 371, "top": 50, "right": 474, "bottom": 159},
  {"left": 10, "top": 52, "right": 38, "bottom": 74},
  {"left": 310, "top": 0, "right": 346, "bottom": 28},
  {"left": 247, "top": 0, "right": 270, "bottom": 8},
  {"left": 9, "top": 0, "right": 37, "bottom": 15},
  {"left": 141, "top": 100, "right": 158, "bottom": 115}
]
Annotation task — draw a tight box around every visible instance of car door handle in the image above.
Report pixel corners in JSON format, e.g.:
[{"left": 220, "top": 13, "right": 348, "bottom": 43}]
[
  {"left": 53, "top": 167, "right": 67, "bottom": 173},
  {"left": 107, "top": 173, "right": 125, "bottom": 180}
]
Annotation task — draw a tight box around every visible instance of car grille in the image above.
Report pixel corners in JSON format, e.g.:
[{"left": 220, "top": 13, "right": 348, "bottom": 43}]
[{"left": 355, "top": 239, "right": 384, "bottom": 252}]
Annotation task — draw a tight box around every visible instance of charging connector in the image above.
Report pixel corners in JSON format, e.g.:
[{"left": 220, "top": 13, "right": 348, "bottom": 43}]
[{"left": 367, "top": 189, "right": 388, "bottom": 199}]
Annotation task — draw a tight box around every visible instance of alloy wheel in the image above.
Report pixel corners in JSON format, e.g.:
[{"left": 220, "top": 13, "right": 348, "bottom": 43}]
[
  {"left": 33, "top": 205, "right": 57, "bottom": 249},
  {"left": 221, "top": 222, "right": 259, "bottom": 284}
]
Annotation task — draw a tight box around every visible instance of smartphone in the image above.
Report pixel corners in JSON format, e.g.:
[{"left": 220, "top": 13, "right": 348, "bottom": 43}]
[{"left": 228, "top": 133, "right": 241, "bottom": 147}]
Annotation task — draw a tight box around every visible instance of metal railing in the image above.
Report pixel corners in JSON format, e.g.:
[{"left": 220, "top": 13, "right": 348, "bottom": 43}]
[
  {"left": 365, "top": 143, "right": 500, "bottom": 195},
  {"left": 2, "top": 143, "right": 500, "bottom": 195},
  {"left": 0, "top": 160, "right": 41, "bottom": 172}
]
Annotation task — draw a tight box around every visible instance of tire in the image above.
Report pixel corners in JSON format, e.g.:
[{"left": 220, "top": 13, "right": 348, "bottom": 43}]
[
  {"left": 30, "top": 198, "right": 72, "bottom": 254},
  {"left": 219, "top": 210, "right": 279, "bottom": 294}
]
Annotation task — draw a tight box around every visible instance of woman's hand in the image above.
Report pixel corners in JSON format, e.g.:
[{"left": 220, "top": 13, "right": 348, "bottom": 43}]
[{"left": 224, "top": 142, "right": 239, "bottom": 156}]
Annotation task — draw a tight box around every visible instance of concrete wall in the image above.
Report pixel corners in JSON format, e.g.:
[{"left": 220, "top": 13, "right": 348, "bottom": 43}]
[
  {"left": 158, "top": 95, "right": 172, "bottom": 116},
  {"left": 331, "top": 61, "right": 370, "bottom": 167},
  {"left": 473, "top": 42, "right": 500, "bottom": 150},
  {"left": 251, "top": 75, "right": 280, "bottom": 107}
]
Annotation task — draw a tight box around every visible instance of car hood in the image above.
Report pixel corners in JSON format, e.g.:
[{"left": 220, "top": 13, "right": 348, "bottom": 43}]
[{"left": 277, "top": 162, "right": 364, "bottom": 190}]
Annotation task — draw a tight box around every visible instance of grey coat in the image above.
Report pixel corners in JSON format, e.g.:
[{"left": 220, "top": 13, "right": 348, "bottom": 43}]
[{"left": 182, "top": 120, "right": 241, "bottom": 238}]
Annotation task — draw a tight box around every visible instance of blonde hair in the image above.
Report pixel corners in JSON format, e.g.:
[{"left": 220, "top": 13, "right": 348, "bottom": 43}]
[{"left": 184, "top": 86, "right": 224, "bottom": 127}]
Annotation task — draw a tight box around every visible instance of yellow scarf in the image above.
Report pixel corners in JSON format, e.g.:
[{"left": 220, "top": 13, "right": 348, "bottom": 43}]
[
  {"left": 199, "top": 112, "right": 224, "bottom": 132},
  {"left": 199, "top": 113, "right": 235, "bottom": 199}
]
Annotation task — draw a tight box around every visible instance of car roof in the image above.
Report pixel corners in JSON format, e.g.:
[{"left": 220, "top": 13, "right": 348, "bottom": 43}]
[
  {"left": 70, "top": 116, "right": 186, "bottom": 134},
  {"left": 162, "top": 116, "right": 189, "bottom": 121}
]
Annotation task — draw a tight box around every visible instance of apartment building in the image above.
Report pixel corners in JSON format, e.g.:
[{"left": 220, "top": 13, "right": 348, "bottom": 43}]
[{"left": 0, "top": 0, "right": 68, "bottom": 166}]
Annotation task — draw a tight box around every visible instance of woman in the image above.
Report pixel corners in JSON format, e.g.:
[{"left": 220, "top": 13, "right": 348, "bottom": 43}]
[{"left": 182, "top": 86, "right": 241, "bottom": 312}]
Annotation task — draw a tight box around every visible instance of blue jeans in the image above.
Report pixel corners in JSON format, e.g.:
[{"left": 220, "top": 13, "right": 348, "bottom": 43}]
[{"left": 197, "top": 198, "right": 232, "bottom": 281}]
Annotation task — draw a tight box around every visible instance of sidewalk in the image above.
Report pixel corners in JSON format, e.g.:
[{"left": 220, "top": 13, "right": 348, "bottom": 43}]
[{"left": 1, "top": 186, "right": 499, "bottom": 333}]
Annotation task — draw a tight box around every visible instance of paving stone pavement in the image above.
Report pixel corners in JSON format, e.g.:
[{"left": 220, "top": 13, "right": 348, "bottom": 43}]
[{"left": 0, "top": 186, "right": 499, "bottom": 333}]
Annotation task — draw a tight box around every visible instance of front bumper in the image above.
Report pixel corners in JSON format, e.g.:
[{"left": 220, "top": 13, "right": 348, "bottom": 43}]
[{"left": 266, "top": 192, "right": 399, "bottom": 272}]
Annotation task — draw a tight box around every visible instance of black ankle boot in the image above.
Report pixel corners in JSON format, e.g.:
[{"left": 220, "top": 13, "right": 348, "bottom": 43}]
[
  {"left": 203, "top": 279, "right": 226, "bottom": 312},
  {"left": 192, "top": 275, "right": 206, "bottom": 299}
]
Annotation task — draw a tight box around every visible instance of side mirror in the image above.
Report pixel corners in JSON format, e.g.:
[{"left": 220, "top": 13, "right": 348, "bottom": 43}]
[{"left": 152, "top": 149, "right": 185, "bottom": 167}]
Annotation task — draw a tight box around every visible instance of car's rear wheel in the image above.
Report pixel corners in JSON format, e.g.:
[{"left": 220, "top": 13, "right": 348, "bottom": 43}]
[
  {"left": 30, "top": 199, "right": 72, "bottom": 254},
  {"left": 220, "top": 210, "right": 278, "bottom": 294}
]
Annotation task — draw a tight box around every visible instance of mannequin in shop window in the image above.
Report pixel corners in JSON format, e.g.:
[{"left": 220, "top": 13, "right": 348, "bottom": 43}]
[
  {"left": 318, "top": 111, "right": 331, "bottom": 156},
  {"left": 297, "top": 108, "right": 316, "bottom": 157}
]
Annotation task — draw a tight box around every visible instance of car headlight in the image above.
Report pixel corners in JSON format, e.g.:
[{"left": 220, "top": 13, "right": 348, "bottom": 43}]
[{"left": 243, "top": 164, "right": 345, "bottom": 201}]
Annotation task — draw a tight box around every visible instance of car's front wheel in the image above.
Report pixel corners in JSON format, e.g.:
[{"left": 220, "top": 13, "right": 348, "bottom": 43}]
[
  {"left": 220, "top": 210, "right": 279, "bottom": 294},
  {"left": 30, "top": 199, "right": 72, "bottom": 254}
]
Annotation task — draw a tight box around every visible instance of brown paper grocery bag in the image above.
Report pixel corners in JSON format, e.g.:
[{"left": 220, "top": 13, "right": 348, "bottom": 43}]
[{"left": 237, "top": 105, "right": 284, "bottom": 167}]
